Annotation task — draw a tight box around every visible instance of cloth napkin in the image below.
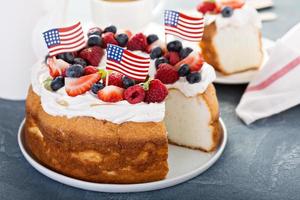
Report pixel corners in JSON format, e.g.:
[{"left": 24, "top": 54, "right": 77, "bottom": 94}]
[{"left": 236, "top": 23, "right": 300, "bottom": 125}]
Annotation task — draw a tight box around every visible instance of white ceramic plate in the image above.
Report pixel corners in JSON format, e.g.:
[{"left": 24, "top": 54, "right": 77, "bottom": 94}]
[
  {"left": 18, "top": 118, "right": 227, "bottom": 193},
  {"left": 214, "top": 38, "right": 275, "bottom": 84}
]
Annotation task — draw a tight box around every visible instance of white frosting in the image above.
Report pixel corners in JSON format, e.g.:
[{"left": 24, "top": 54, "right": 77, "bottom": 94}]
[
  {"left": 205, "top": 5, "right": 262, "bottom": 29},
  {"left": 166, "top": 63, "right": 216, "bottom": 97},
  {"left": 31, "top": 62, "right": 165, "bottom": 124}
]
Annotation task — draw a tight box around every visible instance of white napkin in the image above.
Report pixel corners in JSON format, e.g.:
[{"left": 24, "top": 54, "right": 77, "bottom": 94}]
[{"left": 236, "top": 23, "right": 300, "bottom": 125}]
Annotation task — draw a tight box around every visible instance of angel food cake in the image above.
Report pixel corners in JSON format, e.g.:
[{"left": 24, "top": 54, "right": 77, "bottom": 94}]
[
  {"left": 25, "top": 25, "right": 221, "bottom": 184},
  {"left": 198, "top": 0, "right": 263, "bottom": 75}
]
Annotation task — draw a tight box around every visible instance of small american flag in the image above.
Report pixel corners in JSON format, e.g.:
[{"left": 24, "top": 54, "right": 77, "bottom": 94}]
[
  {"left": 43, "top": 22, "right": 85, "bottom": 56},
  {"left": 164, "top": 10, "right": 204, "bottom": 42},
  {"left": 106, "top": 44, "right": 150, "bottom": 81}
]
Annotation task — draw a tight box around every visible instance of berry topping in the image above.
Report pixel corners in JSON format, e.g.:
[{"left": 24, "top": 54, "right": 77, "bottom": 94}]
[
  {"left": 102, "top": 32, "right": 118, "bottom": 48},
  {"left": 127, "top": 33, "right": 148, "bottom": 51},
  {"left": 221, "top": 0, "right": 244, "bottom": 9},
  {"left": 91, "top": 82, "right": 105, "bottom": 94},
  {"left": 167, "top": 40, "right": 182, "bottom": 52},
  {"left": 122, "top": 76, "right": 135, "bottom": 89},
  {"left": 165, "top": 51, "right": 180, "bottom": 65},
  {"left": 155, "top": 63, "right": 179, "bottom": 84},
  {"left": 175, "top": 52, "right": 203, "bottom": 72},
  {"left": 56, "top": 52, "right": 75, "bottom": 64},
  {"left": 178, "top": 64, "right": 190, "bottom": 77},
  {"left": 123, "top": 30, "right": 133, "bottom": 39},
  {"left": 65, "top": 73, "right": 101, "bottom": 97},
  {"left": 179, "top": 47, "right": 193, "bottom": 59},
  {"left": 88, "top": 35, "right": 102, "bottom": 47},
  {"left": 108, "top": 72, "right": 123, "bottom": 87},
  {"left": 124, "top": 85, "right": 145, "bottom": 104},
  {"left": 221, "top": 6, "right": 234, "bottom": 18},
  {"left": 73, "top": 57, "right": 87, "bottom": 67},
  {"left": 186, "top": 72, "right": 201, "bottom": 84},
  {"left": 144, "top": 79, "right": 168, "bottom": 103},
  {"left": 147, "top": 34, "right": 159, "bottom": 45},
  {"left": 88, "top": 27, "right": 102, "bottom": 36},
  {"left": 79, "top": 46, "right": 104, "bottom": 66},
  {"left": 84, "top": 66, "right": 98, "bottom": 75},
  {"left": 47, "top": 57, "right": 70, "bottom": 78},
  {"left": 115, "top": 33, "right": 129, "bottom": 47},
  {"left": 155, "top": 57, "right": 169, "bottom": 69},
  {"left": 197, "top": 1, "right": 217, "bottom": 14},
  {"left": 103, "top": 25, "right": 117, "bottom": 34},
  {"left": 50, "top": 76, "right": 65, "bottom": 91},
  {"left": 97, "top": 85, "right": 124, "bottom": 103},
  {"left": 150, "top": 47, "right": 163, "bottom": 59},
  {"left": 66, "top": 64, "right": 84, "bottom": 78}
]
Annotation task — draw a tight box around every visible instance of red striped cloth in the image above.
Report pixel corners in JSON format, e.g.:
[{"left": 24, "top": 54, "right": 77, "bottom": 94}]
[
  {"left": 164, "top": 10, "right": 204, "bottom": 42},
  {"left": 43, "top": 22, "right": 85, "bottom": 56},
  {"left": 106, "top": 44, "right": 150, "bottom": 81}
]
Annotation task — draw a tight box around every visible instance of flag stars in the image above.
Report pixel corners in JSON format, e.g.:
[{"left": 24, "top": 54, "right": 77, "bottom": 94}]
[
  {"left": 107, "top": 45, "right": 123, "bottom": 62},
  {"left": 165, "top": 10, "right": 179, "bottom": 26},
  {"left": 43, "top": 29, "right": 60, "bottom": 47}
]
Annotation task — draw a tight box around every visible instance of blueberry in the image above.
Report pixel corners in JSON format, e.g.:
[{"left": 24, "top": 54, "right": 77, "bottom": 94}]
[
  {"left": 66, "top": 64, "right": 84, "bottom": 77},
  {"left": 73, "top": 58, "right": 87, "bottom": 67},
  {"left": 221, "top": 6, "right": 233, "bottom": 18},
  {"left": 178, "top": 64, "right": 190, "bottom": 77},
  {"left": 180, "top": 47, "right": 193, "bottom": 59},
  {"left": 88, "top": 27, "right": 102, "bottom": 37},
  {"left": 150, "top": 47, "right": 163, "bottom": 59},
  {"left": 186, "top": 72, "right": 201, "bottom": 84},
  {"left": 50, "top": 76, "right": 65, "bottom": 91},
  {"left": 91, "top": 82, "right": 105, "bottom": 94},
  {"left": 155, "top": 57, "right": 169, "bottom": 69},
  {"left": 167, "top": 40, "right": 182, "bottom": 52},
  {"left": 88, "top": 35, "right": 102, "bottom": 47},
  {"left": 115, "top": 33, "right": 129, "bottom": 47},
  {"left": 103, "top": 25, "right": 117, "bottom": 34},
  {"left": 56, "top": 52, "right": 75, "bottom": 64},
  {"left": 147, "top": 34, "right": 159, "bottom": 45},
  {"left": 122, "top": 76, "right": 135, "bottom": 89}
]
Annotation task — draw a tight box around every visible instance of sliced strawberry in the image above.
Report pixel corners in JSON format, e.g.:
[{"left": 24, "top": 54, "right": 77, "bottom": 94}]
[
  {"left": 84, "top": 66, "right": 98, "bottom": 75},
  {"left": 47, "top": 57, "right": 70, "bottom": 78},
  {"left": 175, "top": 52, "right": 204, "bottom": 72},
  {"left": 97, "top": 85, "right": 124, "bottom": 103},
  {"left": 65, "top": 73, "right": 101, "bottom": 97}
]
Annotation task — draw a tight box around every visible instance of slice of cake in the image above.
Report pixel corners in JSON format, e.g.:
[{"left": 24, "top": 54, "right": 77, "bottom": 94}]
[
  {"left": 198, "top": 0, "right": 263, "bottom": 75},
  {"left": 149, "top": 39, "right": 221, "bottom": 152}
]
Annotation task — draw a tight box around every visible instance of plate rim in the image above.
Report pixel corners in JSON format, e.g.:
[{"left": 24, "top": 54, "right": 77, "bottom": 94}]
[{"left": 18, "top": 118, "right": 227, "bottom": 193}]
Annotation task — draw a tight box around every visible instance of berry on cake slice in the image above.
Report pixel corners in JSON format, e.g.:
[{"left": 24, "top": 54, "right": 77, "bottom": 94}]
[
  {"left": 84, "top": 66, "right": 98, "bottom": 75},
  {"left": 103, "top": 25, "right": 117, "bottom": 34},
  {"left": 165, "top": 51, "right": 180, "bottom": 65},
  {"left": 124, "top": 85, "right": 145, "bottom": 104},
  {"left": 107, "top": 72, "right": 123, "bottom": 87},
  {"left": 144, "top": 79, "right": 168, "bottom": 103},
  {"left": 175, "top": 52, "right": 204, "bottom": 72},
  {"left": 155, "top": 63, "right": 179, "bottom": 84},
  {"left": 197, "top": 0, "right": 217, "bottom": 14},
  {"left": 88, "top": 27, "right": 102, "bottom": 37},
  {"left": 79, "top": 46, "right": 104, "bottom": 66},
  {"left": 127, "top": 33, "right": 148, "bottom": 51},
  {"left": 65, "top": 73, "right": 101, "bottom": 97},
  {"left": 47, "top": 57, "right": 70, "bottom": 78},
  {"left": 115, "top": 33, "right": 129, "bottom": 47},
  {"left": 102, "top": 32, "right": 118, "bottom": 48},
  {"left": 220, "top": 0, "right": 245, "bottom": 9},
  {"left": 97, "top": 85, "right": 124, "bottom": 103}
]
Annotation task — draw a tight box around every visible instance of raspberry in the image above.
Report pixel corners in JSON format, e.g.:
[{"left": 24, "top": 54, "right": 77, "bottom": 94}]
[
  {"left": 165, "top": 51, "right": 180, "bottom": 65},
  {"left": 155, "top": 63, "right": 179, "bottom": 84},
  {"left": 107, "top": 72, "right": 123, "bottom": 87},
  {"left": 197, "top": 1, "right": 217, "bottom": 14},
  {"left": 144, "top": 79, "right": 168, "bottom": 103},
  {"left": 124, "top": 85, "right": 145, "bottom": 104},
  {"left": 127, "top": 33, "right": 148, "bottom": 51},
  {"left": 102, "top": 32, "right": 118, "bottom": 48},
  {"left": 79, "top": 46, "right": 104, "bottom": 66}
]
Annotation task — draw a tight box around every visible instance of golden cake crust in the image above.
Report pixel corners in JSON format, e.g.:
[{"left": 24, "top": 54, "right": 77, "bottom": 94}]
[{"left": 24, "top": 87, "right": 168, "bottom": 184}]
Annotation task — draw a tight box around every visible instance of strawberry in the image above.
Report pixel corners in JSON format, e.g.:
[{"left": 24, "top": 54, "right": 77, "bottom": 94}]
[
  {"left": 107, "top": 72, "right": 123, "bottom": 87},
  {"left": 197, "top": 1, "right": 217, "bottom": 14},
  {"left": 144, "top": 79, "right": 168, "bottom": 103},
  {"left": 220, "top": 0, "right": 245, "bottom": 9},
  {"left": 155, "top": 63, "right": 179, "bottom": 84},
  {"left": 65, "top": 73, "right": 101, "bottom": 97},
  {"left": 102, "top": 32, "right": 118, "bottom": 48},
  {"left": 175, "top": 52, "right": 204, "bottom": 72},
  {"left": 124, "top": 30, "right": 133, "bottom": 39},
  {"left": 47, "top": 57, "right": 70, "bottom": 78},
  {"left": 84, "top": 66, "right": 98, "bottom": 75},
  {"left": 79, "top": 46, "right": 104, "bottom": 66},
  {"left": 97, "top": 85, "right": 124, "bottom": 103},
  {"left": 127, "top": 33, "right": 148, "bottom": 51},
  {"left": 124, "top": 85, "right": 145, "bottom": 104},
  {"left": 165, "top": 51, "right": 180, "bottom": 66}
]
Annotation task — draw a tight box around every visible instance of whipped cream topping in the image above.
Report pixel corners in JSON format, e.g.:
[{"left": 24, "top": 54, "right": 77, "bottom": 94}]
[
  {"left": 166, "top": 63, "right": 216, "bottom": 97},
  {"left": 205, "top": 5, "right": 262, "bottom": 29},
  {"left": 31, "top": 62, "right": 165, "bottom": 124}
]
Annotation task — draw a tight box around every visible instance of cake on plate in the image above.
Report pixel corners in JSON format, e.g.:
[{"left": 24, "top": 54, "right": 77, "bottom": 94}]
[
  {"left": 149, "top": 39, "right": 221, "bottom": 152},
  {"left": 198, "top": 0, "right": 263, "bottom": 75}
]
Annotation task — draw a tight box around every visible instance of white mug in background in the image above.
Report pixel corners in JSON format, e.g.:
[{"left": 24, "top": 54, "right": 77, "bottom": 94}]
[{"left": 90, "top": 0, "right": 166, "bottom": 32}]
